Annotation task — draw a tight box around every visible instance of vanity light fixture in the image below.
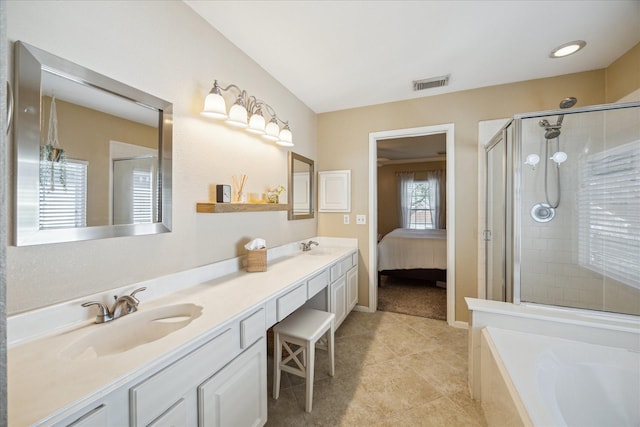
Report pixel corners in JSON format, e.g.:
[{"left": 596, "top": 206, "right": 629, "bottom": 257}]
[
  {"left": 202, "top": 80, "right": 293, "bottom": 146},
  {"left": 549, "top": 40, "right": 586, "bottom": 58}
]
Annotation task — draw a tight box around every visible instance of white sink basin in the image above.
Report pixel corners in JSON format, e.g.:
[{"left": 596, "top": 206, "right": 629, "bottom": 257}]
[
  {"left": 304, "top": 248, "right": 334, "bottom": 256},
  {"left": 59, "top": 303, "right": 203, "bottom": 360}
]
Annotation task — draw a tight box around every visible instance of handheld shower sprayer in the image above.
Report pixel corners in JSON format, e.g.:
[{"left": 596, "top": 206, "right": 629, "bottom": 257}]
[{"left": 531, "top": 97, "right": 577, "bottom": 217}]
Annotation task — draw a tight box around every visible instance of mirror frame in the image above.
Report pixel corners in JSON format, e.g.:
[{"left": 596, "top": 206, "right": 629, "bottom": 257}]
[
  {"left": 288, "top": 151, "right": 314, "bottom": 220},
  {"left": 13, "top": 41, "right": 172, "bottom": 246}
]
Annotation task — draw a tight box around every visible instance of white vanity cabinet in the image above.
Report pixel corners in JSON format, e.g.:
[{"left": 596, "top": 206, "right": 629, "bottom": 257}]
[
  {"left": 130, "top": 327, "right": 236, "bottom": 426},
  {"left": 50, "top": 390, "right": 129, "bottom": 427},
  {"left": 347, "top": 263, "right": 358, "bottom": 312},
  {"left": 12, "top": 242, "right": 358, "bottom": 427},
  {"left": 329, "top": 253, "right": 357, "bottom": 329},
  {"left": 198, "top": 338, "right": 267, "bottom": 427},
  {"left": 330, "top": 276, "right": 347, "bottom": 329},
  {"left": 129, "top": 309, "right": 267, "bottom": 427}
]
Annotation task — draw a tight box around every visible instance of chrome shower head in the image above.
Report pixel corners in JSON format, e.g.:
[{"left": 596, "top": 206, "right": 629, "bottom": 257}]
[
  {"left": 559, "top": 97, "right": 577, "bottom": 109},
  {"left": 545, "top": 128, "right": 561, "bottom": 139}
]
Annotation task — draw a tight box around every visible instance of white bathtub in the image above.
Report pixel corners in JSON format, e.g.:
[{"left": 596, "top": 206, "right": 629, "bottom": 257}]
[{"left": 481, "top": 326, "right": 640, "bottom": 427}]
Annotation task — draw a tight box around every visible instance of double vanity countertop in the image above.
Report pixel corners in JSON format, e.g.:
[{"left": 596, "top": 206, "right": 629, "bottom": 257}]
[{"left": 8, "top": 239, "right": 357, "bottom": 426}]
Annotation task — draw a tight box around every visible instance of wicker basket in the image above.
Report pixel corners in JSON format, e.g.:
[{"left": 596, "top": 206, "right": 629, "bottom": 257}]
[{"left": 246, "top": 248, "right": 267, "bottom": 272}]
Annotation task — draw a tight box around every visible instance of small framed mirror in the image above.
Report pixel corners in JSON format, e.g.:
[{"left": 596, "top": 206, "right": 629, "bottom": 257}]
[
  {"left": 13, "top": 41, "right": 173, "bottom": 245},
  {"left": 288, "top": 152, "right": 314, "bottom": 220}
]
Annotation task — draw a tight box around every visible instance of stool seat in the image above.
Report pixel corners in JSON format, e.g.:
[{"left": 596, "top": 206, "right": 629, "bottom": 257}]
[{"left": 273, "top": 308, "right": 335, "bottom": 413}]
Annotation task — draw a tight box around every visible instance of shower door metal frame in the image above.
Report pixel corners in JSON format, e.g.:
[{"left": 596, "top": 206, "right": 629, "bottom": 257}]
[{"left": 484, "top": 121, "right": 514, "bottom": 303}]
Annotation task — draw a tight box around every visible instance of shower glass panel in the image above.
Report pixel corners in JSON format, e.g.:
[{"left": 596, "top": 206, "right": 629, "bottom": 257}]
[{"left": 518, "top": 104, "right": 640, "bottom": 315}]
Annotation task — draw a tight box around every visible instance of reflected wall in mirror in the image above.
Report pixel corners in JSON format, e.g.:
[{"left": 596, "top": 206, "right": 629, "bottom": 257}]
[
  {"left": 13, "top": 41, "right": 172, "bottom": 246},
  {"left": 288, "top": 152, "right": 314, "bottom": 220}
]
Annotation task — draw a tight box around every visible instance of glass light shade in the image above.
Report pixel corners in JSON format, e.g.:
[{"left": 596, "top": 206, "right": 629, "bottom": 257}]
[
  {"left": 263, "top": 119, "right": 280, "bottom": 141},
  {"left": 276, "top": 127, "right": 293, "bottom": 146},
  {"left": 201, "top": 92, "right": 228, "bottom": 119},
  {"left": 247, "top": 113, "right": 266, "bottom": 134},
  {"left": 549, "top": 40, "right": 586, "bottom": 58},
  {"left": 226, "top": 103, "right": 248, "bottom": 128}
]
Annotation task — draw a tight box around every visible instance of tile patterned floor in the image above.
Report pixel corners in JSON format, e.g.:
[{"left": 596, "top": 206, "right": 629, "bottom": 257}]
[{"left": 266, "top": 310, "right": 487, "bottom": 426}]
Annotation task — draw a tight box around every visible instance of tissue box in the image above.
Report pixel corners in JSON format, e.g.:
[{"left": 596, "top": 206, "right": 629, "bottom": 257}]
[{"left": 247, "top": 248, "right": 267, "bottom": 272}]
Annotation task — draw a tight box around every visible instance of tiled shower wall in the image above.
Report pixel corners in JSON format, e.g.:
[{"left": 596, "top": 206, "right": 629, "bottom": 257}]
[{"left": 519, "top": 106, "right": 640, "bottom": 316}]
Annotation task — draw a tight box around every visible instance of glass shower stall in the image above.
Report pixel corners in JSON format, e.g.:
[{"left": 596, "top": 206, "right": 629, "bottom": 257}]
[{"left": 485, "top": 100, "right": 640, "bottom": 316}]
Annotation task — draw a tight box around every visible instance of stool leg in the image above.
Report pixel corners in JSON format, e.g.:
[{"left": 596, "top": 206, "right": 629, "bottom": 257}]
[
  {"left": 273, "top": 332, "right": 281, "bottom": 399},
  {"left": 305, "top": 341, "right": 315, "bottom": 412},
  {"left": 328, "top": 323, "right": 335, "bottom": 377}
]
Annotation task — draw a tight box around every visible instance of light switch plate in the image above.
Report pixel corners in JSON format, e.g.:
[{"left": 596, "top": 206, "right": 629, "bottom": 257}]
[
  {"left": 356, "top": 215, "right": 366, "bottom": 225},
  {"left": 343, "top": 215, "right": 350, "bottom": 224}
]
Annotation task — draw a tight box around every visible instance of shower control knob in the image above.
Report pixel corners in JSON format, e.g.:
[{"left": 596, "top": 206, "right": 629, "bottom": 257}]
[{"left": 550, "top": 151, "right": 568, "bottom": 164}]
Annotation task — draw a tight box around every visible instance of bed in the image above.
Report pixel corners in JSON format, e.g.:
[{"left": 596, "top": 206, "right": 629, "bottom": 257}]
[{"left": 377, "top": 228, "right": 447, "bottom": 285}]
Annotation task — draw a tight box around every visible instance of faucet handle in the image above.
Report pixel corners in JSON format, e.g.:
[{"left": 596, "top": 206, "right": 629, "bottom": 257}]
[
  {"left": 130, "top": 287, "right": 147, "bottom": 299},
  {"left": 81, "top": 301, "right": 112, "bottom": 323}
]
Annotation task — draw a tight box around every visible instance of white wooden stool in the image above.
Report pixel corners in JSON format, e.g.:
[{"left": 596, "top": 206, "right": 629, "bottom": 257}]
[{"left": 272, "top": 308, "right": 335, "bottom": 412}]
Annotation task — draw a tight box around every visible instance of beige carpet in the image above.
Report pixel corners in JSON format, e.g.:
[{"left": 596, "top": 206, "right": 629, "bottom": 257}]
[{"left": 377, "top": 275, "right": 447, "bottom": 320}]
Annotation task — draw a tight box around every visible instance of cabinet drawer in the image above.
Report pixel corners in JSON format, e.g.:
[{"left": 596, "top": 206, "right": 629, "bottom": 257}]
[
  {"left": 130, "top": 328, "right": 235, "bottom": 426},
  {"left": 307, "top": 270, "right": 328, "bottom": 299},
  {"left": 341, "top": 256, "right": 353, "bottom": 273},
  {"left": 277, "top": 284, "right": 306, "bottom": 321},
  {"left": 241, "top": 308, "right": 265, "bottom": 349},
  {"left": 67, "top": 404, "right": 107, "bottom": 427},
  {"left": 330, "top": 256, "right": 353, "bottom": 282},
  {"left": 330, "top": 262, "right": 341, "bottom": 282}
]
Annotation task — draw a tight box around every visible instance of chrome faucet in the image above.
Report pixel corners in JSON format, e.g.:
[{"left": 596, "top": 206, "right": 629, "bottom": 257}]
[
  {"left": 300, "top": 240, "right": 319, "bottom": 251},
  {"left": 82, "top": 287, "right": 147, "bottom": 324}
]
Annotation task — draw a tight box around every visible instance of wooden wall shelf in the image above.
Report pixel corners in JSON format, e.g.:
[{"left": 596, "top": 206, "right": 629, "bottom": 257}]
[{"left": 196, "top": 202, "right": 290, "bottom": 214}]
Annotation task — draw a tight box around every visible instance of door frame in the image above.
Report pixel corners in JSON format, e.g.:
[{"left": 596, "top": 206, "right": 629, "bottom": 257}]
[{"left": 368, "top": 124, "right": 456, "bottom": 325}]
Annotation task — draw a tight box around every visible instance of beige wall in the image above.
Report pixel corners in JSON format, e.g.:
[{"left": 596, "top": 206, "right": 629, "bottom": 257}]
[
  {"left": 318, "top": 70, "right": 611, "bottom": 323},
  {"left": 6, "top": 1, "right": 317, "bottom": 314},
  {"left": 605, "top": 42, "right": 640, "bottom": 103},
  {"left": 377, "top": 161, "right": 446, "bottom": 237}
]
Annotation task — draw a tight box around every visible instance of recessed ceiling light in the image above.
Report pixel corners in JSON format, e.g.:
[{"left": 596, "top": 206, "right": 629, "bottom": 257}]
[{"left": 549, "top": 40, "right": 586, "bottom": 58}]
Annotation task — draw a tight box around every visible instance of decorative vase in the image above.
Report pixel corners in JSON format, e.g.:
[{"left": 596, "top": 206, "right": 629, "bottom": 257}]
[{"left": 267, "top": 192, "right": 279, "bottom": 204}]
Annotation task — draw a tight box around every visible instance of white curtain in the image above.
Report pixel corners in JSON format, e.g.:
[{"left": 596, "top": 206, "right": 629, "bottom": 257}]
[
  {"left": 397, "top": 172, "right": 414, "bottom": 228},
  {"left": 427, "top": 170, "right": 446, "bottom": 229}
]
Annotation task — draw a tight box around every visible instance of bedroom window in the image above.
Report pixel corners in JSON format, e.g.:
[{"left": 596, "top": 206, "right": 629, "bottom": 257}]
[{"left": 409, "top": 180, "right": 434, "bottom": 229}]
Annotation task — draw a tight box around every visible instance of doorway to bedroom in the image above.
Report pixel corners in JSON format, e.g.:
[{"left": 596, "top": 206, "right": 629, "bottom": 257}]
[{"left": 368, "top": 124, "right": 455, "bottom": 324}]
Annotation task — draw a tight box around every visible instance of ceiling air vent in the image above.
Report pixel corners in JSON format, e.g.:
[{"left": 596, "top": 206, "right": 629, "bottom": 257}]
[{"left": 412, "top": 75, "right": 450, "bottom": 91}]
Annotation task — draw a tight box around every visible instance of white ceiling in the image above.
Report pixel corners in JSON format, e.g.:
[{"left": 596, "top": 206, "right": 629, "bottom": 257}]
[{"left": 185, "top": 0, "right": 640, "bottom": 114}]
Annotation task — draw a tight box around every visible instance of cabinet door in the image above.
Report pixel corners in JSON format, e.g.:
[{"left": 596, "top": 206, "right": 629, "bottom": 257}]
[
  {"left": 330, "top": 276, "right": 347, "bottom": 329},
  {"left": 347, "top": 266, "right": 358, "bottom": 312},
  {"left": 198, "top": 338, "right": 267, "bottom": 427},
  {"left": 318, "top": 170, "right": 351, "bottom": 212}
]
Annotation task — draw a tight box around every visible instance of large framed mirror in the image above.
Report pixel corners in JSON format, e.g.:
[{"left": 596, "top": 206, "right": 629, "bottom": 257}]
[
  {"left": 288, "top": 152, "right": 314, "bottom": 220},
  {"left": 13, "top": 41, "right": 172, "bottom": 246}
]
